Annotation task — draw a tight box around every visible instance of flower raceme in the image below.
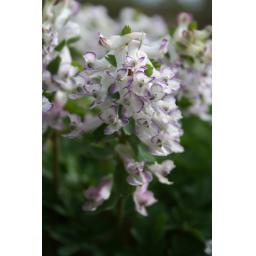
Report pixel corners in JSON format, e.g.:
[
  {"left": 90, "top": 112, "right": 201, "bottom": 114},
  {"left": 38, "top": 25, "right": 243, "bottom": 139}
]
[
  {"left": 74, "top": 32, "right": 184, "bottom": 157},
  {"left": 113, "top": 144, "right": 176, "bottom": 215},
  {"left": 42, "top": 2, "right": 212, "bottom": 217},
  {"left": 168, "top": 12, "right": 212, "bottom": 121}
]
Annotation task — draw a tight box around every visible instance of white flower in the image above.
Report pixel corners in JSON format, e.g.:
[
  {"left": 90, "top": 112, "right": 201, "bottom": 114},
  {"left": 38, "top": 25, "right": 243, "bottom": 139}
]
[
  {"left": 204, "top": 240, "right": 212, "bottom": 255},
  {"left": 148, "top": 160, "right": 175, "bottom": 184},
  {"left": 133, "top": 184, "right": 157, "bottom": 216},
  {"left": 124, "top": 158, "right": 152, "bottom": 186},
  {"left": 83, "top": 176, "right": 113, "bottom": 211},
  {"left": 42, "top": 96, "right": 52, "bottom": 113},
  {"left": 72, "top": 5, "right": 119, "bottom": 56}
]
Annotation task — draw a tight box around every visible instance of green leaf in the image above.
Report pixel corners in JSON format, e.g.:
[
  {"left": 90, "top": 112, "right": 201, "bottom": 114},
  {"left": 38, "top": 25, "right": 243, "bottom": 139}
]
[
  {"left": 64, "top": 100, "right": 85, "bottom": 118},
  {"left": 71, "top": 60, "right": 83, "bottom": 72},
  {"left": 47, "top": 56, "right": 61, "bottom": 75},
  {"left": 55, "top": 40, "right": 66, "bottom": 52},
  {"left": 138, "top": 145, "right": 155, "bottom": 163},
  {"left": 122, "top": 120, "right": 134, "bottom": 136},
  {"left": 165, "top": 52, "right": 170, "bottom": 59},
  {"left": 120, "top": 25, "right": 131, "bottom": 35},
  {"left": 177, "top": 97, "right": 192, "bottom": 109},
  {"left": 150, "top": 59, "right": 161, "bottom": 70},
  {"left": 188, "top": 21, "right": 198, "bottom": 30},
  {"left": 105, "top": 55, "right": 117, "bottom": 67},
  {"left": 181, "top": 55, "right": 194, "bottom": 64},
  {"left": 66, "top": 36, "right": 80, "bottom": 45},
  {"left": 42, "top": 91, "right": 54, "bottom": 101},
  {"left": 144, "top": 64, "right": 153, "bottom": 77},
  {"left": 69, "top": 46, "right": 83, "bottom": 60},
  {"left": 176, "top": 42, "right": 187, "bottom": 50},
  {"left": 169, "top": 27, "right": 176, "bottom": 36}
]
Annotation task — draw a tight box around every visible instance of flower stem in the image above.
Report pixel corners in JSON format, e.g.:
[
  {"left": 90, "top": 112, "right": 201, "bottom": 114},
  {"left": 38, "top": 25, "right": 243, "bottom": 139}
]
[
  {"left": 52, "top": 131, "right": 60, "bottom": 192},
  {"left": 117, "top": 195, "right": 125, "bottom": 230}
]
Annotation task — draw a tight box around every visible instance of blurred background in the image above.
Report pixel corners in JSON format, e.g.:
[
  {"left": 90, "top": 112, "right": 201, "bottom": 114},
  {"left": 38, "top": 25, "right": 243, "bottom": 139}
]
[
  {"left": 79, "top": 0, "right": 212, "bottom": 26},
  {"left": 43, "top": 1, "right": 212, "bottom": 255}
]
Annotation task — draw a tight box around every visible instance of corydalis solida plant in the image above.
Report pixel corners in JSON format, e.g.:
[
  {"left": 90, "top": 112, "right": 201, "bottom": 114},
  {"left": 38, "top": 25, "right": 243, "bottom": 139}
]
[{"left": 42, "top": 0, "right": 212, "bottom": 216}]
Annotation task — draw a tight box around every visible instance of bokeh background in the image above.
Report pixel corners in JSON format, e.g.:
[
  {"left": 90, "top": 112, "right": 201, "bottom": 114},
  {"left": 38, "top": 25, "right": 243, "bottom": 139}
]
[
  {"left": 43, "top": 1, "right": 212, "bottom": 255},
  {"left": 80, "top": 0, "right": 212, "bottom": 26}
]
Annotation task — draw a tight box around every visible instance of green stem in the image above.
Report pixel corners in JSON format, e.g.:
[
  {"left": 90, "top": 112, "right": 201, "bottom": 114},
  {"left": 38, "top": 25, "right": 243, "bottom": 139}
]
[
  {"left": 117, "top": 196, "right": 125, "bottom": 230},
  {"left": 52, "top": 131, "right": 60, "bottom": 192}
]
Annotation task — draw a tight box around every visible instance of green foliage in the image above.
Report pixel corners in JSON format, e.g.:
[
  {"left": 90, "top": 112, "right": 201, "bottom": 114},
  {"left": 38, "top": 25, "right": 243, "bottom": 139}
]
[
  {"left": 55, "top": 40, "right": 67, "bottom": 52},
  {"left": 137, "top": 144, "right": 155, "bottom": 163},
  {"left": 176, "top": 42, "right": 187, "bottom": 50},
  {"left": 55, "top": 37, "right": 81, "bottom": 52},
  {"left": 71, "top": 60, "right": 83, "bottom": 72},
  {"left": 66, "top": 36, "right": 81, "bottom": 45},
  {"left": 105, "top": 54, "right": 117, "bottom": 67},
  {"left": 188, "top": 21, "right": 198, "bottom": 30},
  {"left": 144, "top": 64, "right": 153, "bottom": 77},
  {"left": 122, "top": 119, "right": 135, "bottom": 136},
  {"left": 181, "top": 55, "right": 195, "bottom": 65},
  {"left": 69, "top": 47, "right": 83, "bottom": 61},
  {"left": 150, "top": 59, "right": 161, "bottom": 70},
  {"left": 47, "top": 56, "right": 61, "bottom": 75},
  {"left": 120, "top": 25, "right": 132, "bottom": 35},
  {"left": 43, "top": 115, "right": 211, "bottom": 256},
  {"left": 169, "top": 27, "right": 176, "bottom": 36}
]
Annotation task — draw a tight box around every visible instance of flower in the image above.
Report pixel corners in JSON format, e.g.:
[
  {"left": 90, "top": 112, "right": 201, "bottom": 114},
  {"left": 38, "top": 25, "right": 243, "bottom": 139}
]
[
  {"left": 133, "top": 184, "right": 157, "bottom": 216},
  {"left": 148, "top": 160, "right": 175, "bottom": 185},
  {"left": 72, "top": 5, "right": 119, "bottom": 55},
  {"left": 124, "top": 158, "right": 152, "bottom": 186},
  {"left": 82, "top": 176, "right": 113, "bottom": 211},
  {"left": 204, "top": 240, "right": 212, "bottom": 255},
  {"left": 42, "top": 96, "right": 52, "bottom": 113}
]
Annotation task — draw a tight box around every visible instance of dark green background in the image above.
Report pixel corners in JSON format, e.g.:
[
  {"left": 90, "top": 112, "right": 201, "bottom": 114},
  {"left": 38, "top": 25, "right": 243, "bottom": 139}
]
[{"left": 43, "top": 116, "right": 211, "bottom": 256}]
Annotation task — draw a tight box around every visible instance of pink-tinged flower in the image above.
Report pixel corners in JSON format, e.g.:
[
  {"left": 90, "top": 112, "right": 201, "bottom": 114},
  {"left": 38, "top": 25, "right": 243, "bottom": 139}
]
[
  {"left": 125, "top": 158, "right": 152, "bottom": 186},
  {"left": 148, "top": 160, "right": 175, "bottom": 185},
  {"left": 98, "top": 32, "right": 146, "bottom": 49},
  {"left": 82, "top": 176, "right": 113, "bottom": 212},
  {"left": 141, "top": 37, "right": 169, "bottom": 58},
  {"left": 42, "top": 96, "right": 52, "bottom": 113},
  {"left": 177, "top": 12, "right": 193, "bottom": 25},
  {"left": 83, "top": 51, "right": 96, "bottom": 67},
  {"left": 133, "top": 184, "right": 157, "bottom": 216},
  {"left": 159, "top": 38, "right": 169, "bottom": 52},
  {"left": 63, "top": 114, "right": 103, "bottom": 138}
]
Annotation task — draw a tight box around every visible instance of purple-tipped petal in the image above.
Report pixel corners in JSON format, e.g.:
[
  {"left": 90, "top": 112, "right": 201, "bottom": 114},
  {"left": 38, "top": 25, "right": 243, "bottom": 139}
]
[
  {"left": 160, "top": 38, "right": 168, "bottom": 51},
  {"left": 83, "top": 51, "right": 96, "bottom": 63}
]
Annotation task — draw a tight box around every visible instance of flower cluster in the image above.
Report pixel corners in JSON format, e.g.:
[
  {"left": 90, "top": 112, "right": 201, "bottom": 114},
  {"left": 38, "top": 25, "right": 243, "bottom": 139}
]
[
  {"left": 168, "top": 12, "right": 212, "bottom": 121},
  {"left": 43, "top": 2, "right": 212, "bottom": 216},
  {"left": 42, "top": 0, "right": 85, "bottom": 132},
  {"left": 123, "top": 157, "right": 175, "bottom": 215},
  {"left": 73, "top": 31, "right": 183, "bottom": 156},
  {"left": 43, "top": 0, "right": 80, "bottom": 93}
]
